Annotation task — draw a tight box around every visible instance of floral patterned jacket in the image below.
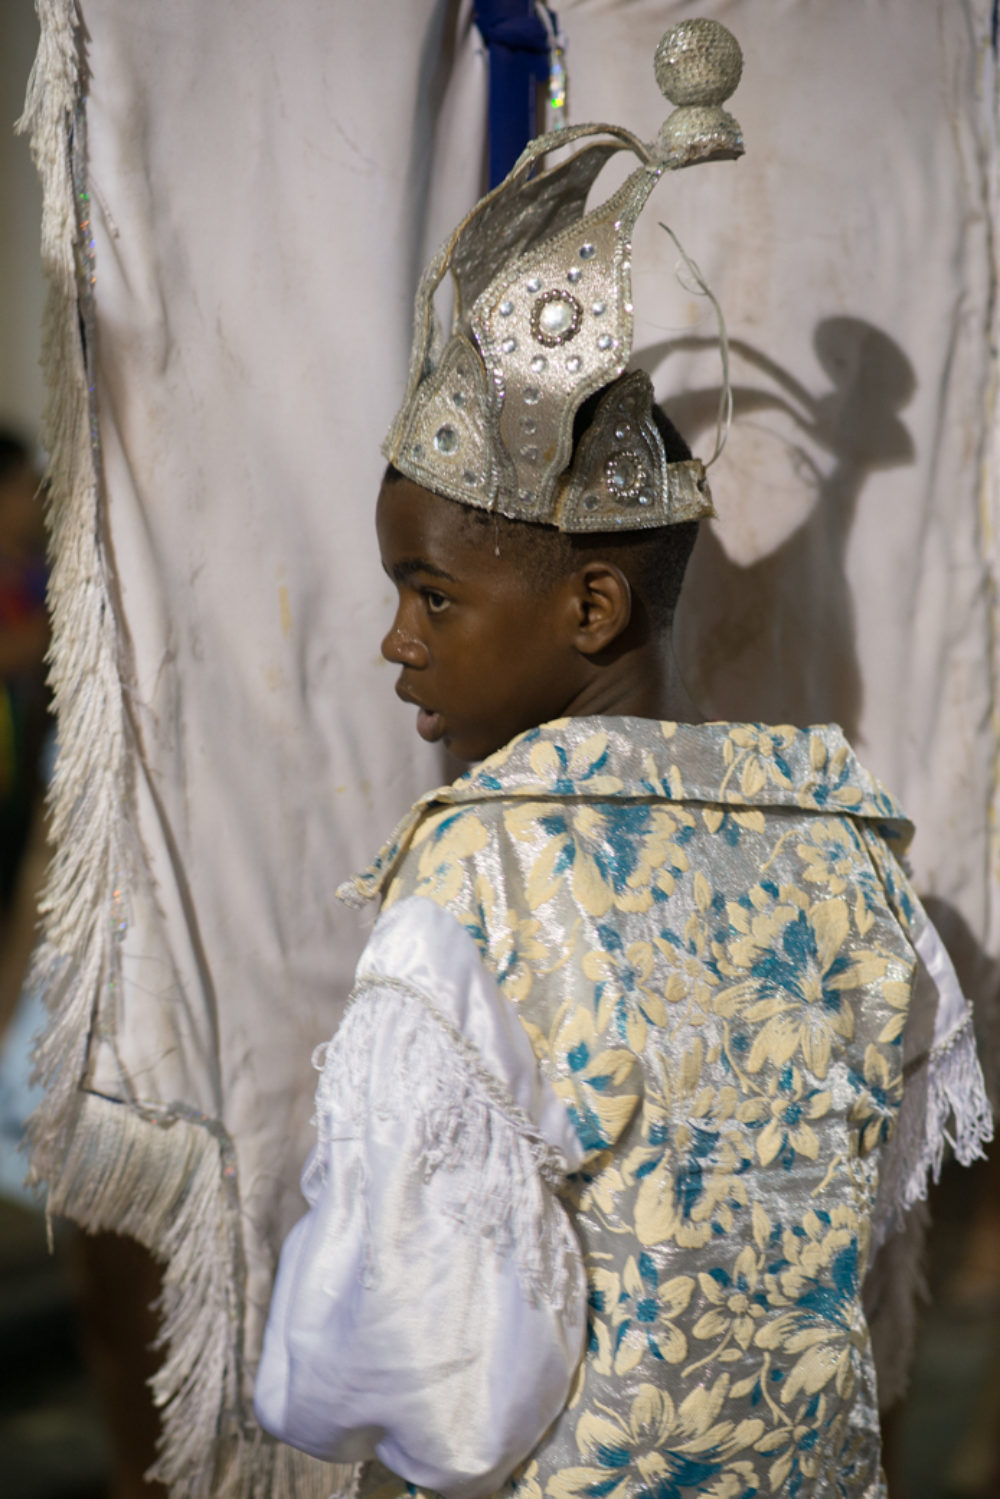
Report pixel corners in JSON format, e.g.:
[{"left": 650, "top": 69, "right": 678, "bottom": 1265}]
[{"left": 330, "top": 717, "right": 985, "bottom": 1499}]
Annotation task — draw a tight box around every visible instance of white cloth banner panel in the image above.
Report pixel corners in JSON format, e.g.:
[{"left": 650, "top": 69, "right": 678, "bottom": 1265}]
[
  {"left": 29, "top": 3, "right": 490, "bottom": 1496},
  {"left": 24, "top": 2, "right": 998, "bottom": 1497},
  {"left": 87, "top": 0, "right": 486, "bottom": 1249}
]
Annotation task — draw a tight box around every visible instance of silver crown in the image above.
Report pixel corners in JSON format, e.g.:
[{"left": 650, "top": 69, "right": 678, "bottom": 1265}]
[{"left": 383, "top": 17, "right": 743, "bottom": 531}]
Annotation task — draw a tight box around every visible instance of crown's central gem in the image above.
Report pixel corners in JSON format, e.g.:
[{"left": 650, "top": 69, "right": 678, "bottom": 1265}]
[
  {"left": 605, "top": 449, "right": 649, "bottom": 500},
  {"left": 531, "top": 290, "right": 583, "bottom": 347}
]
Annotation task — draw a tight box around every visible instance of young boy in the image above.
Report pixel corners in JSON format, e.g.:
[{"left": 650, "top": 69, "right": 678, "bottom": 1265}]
[{"left": 255, "top": 21, "right": 990, "bottom": 1499}]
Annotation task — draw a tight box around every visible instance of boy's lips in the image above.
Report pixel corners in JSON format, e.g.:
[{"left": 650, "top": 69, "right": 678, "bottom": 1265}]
[
  {"left": 416, "top": 707, "right": 446, "bottom": 743},
  {"left": 395, "top": 681, "right": 446, "bottom": 743}
]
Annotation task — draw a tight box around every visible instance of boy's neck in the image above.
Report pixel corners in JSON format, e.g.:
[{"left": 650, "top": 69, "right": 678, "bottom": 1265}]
[{"left": 561, "top": 627, "right": 701, "bottom": 726}]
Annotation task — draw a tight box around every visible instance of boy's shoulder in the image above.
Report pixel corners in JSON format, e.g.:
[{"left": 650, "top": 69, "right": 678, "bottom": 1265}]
[{"left": 338, "top": 716, "right": 912, "bottom": 910}]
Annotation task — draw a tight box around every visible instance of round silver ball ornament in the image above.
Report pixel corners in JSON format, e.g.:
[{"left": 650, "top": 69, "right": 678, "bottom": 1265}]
[{"left": 654, "top": 18, "right": 742, "bottom": 106}]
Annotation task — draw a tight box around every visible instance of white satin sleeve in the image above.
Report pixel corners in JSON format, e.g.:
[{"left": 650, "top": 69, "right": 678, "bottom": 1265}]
[{"left": 253, "top": 896, "right": 587, "bottom": 1499}]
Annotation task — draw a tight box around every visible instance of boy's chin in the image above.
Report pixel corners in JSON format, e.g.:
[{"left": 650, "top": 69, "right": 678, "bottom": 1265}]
[
  {"left": 439, "top": 726, "right": 507, "bottom": 765},
  {"left": 430, "top": 711, "right": 551, "bottom": 765}
]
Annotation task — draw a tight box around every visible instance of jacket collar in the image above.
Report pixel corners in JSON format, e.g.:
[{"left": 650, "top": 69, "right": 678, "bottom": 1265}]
[{"left": 340, "top": 717, "right": 911, "bottom": 905}]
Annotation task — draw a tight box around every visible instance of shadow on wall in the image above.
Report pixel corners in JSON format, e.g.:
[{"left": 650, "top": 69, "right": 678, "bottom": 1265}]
[{"left": 641, "top": 316, "right": 916, "bottom": 742}]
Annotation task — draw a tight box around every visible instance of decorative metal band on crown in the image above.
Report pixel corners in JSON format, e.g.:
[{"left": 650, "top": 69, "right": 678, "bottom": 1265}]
[
  {"left": 383, "top": 18, "right": 743, "bottom": 532},
  {"left": 554, "top": 370, "right": 715, "bottom": 531}
]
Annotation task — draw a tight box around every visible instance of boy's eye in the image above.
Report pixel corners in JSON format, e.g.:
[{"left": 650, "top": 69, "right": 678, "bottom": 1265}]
[{"left": 422, "top": 588, "right": 450, "bottom": 615}]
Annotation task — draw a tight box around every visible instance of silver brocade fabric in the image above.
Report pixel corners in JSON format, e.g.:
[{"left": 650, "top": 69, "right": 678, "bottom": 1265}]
[{"left": 342, "top": 718, "right": 921, "bottom": 1499}]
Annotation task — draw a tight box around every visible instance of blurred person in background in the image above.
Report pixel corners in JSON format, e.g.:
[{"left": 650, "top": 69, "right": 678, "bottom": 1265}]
[
  {"left": 0, "top": 430, "right": 47, "bottom": 931},
  {"left": 0, "top": 427, "right": 49, "bottom": 1185}
]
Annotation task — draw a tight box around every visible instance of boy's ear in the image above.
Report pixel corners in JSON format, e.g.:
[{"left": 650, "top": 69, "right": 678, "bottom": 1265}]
[{"left": 569, "top": 560, "right": 633, "bottom": 655}]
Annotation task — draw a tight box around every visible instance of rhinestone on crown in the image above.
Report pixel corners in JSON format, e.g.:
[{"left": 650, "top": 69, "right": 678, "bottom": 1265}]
[{"left": 605, "top": 449, "right": 649, "bottom": 501}]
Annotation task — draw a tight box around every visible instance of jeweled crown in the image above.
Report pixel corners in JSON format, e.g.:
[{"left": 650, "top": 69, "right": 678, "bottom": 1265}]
[{"left": 383, "top": 18, "right": 744, "bottom": 532}]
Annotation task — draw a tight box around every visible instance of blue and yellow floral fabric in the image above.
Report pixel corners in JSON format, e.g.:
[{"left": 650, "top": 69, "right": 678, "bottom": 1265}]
[{"left": 342, "top": 719, "right": 921, "bottom": 1499}]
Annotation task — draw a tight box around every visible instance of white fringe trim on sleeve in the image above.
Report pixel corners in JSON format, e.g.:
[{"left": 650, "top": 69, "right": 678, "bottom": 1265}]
[
  {"left": 872, "top": 909, "right": 994, "bottom": 1255},
  {"left": 310, "top": 973, "right": 581, "bottom": 1315}
]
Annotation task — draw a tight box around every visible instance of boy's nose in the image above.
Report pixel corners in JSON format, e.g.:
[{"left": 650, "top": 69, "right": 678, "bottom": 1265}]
[{"left": 381, "top": 623, "right": 429, "bottom": 669}]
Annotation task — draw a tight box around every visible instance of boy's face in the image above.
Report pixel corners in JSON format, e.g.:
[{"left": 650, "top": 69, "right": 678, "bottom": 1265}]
[{"left": 376, "top": 476, "right": 584, "bottom": 762}]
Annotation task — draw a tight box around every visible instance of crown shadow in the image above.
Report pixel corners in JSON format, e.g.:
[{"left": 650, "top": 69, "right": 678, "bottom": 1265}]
[{"left": 634, "top": 317, "right": 916, "bottom": 740}]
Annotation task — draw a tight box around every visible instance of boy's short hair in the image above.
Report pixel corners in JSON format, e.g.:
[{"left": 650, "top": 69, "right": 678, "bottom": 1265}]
[{"left": 384, "top": 390, "right": 699, "bottom": 631}]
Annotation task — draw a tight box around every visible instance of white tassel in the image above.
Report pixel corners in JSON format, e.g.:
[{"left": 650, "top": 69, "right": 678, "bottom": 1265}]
[
  {"left": 16, "top": 14, "right": 346, "bottom": 1494},
  {"left": 40, "top": 1093, "right": 348, "bottom": 1499},
  {"left": 16, "top": 0, "right": 136, "bottom": 1178}
]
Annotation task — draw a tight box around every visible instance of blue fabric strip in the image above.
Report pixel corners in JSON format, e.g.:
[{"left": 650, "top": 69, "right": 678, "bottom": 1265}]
[{"left": 474, "top": 0, "right": 553, "bottom": 187}]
